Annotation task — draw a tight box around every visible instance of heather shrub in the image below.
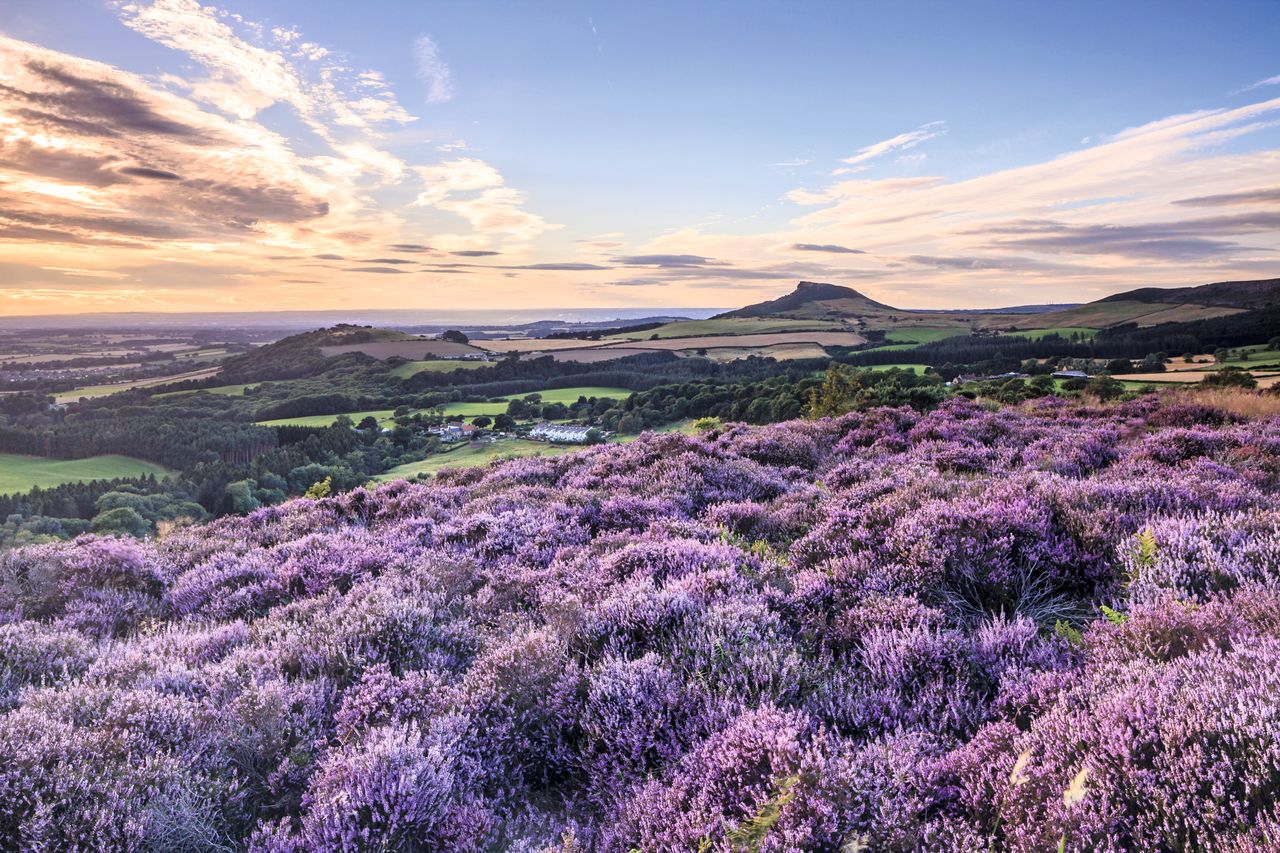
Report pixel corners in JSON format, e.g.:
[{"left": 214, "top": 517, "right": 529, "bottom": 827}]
[{"left": 0, "top": 399, "right": 1273, "bottom": 848}]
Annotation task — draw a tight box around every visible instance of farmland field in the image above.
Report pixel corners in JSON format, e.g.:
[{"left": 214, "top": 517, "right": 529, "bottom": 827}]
[
  {"left": 541, "top": 347, "right": 656, "bottom": 362},
  {"left": 608, "top": 317, "right": 850, "bottom": 340},
  {"left": 156, "top": 383, "right": 258, "bottom": 398},
  {"left": 388, "top": 359, "right": 491, "bottom": 378},
  {"left": 1012, "top": 326, "right": 1098, "bottom": 340},
  {"left": 883, "top": 327, "right": 959, "bottom": 344},
  {"left": 695, "top": 343, "right": 829, "bottom": 362},
  {"left": 319, "top": 340, "right": 486, "bottom": 359},
  {"left": 373, "top": 440, "right": 580, "bottom": 479},
  {"left": 478, "top": 338, "right": 609, "bottom": 352},
  {"left": 257, "top": 408, "right": 400, "bottom": 428},
  {"left": 54, "top": 367, "right": 222, "bottom": 403},
  {"left": 864, "top": 363, "right": 931, "bottom": 374},
  {"left": 605, "top": 331, "right": 866, "bottom": 351},
  {"left": 0, "top": 453, "right": 172, "bottom": 495},
  {"left": 258, "top": 386, "right": 632, "bottom": 427}
]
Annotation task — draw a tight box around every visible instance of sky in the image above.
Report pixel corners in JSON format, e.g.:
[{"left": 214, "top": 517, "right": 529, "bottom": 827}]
[{"left": 0, "top": 0, "right": 1278, "bottom": 316}]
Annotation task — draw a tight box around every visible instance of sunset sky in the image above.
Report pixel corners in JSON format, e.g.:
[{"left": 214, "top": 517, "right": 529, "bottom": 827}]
[{"left": 1, "top": 0, "right": 1278, "bottom": 315}]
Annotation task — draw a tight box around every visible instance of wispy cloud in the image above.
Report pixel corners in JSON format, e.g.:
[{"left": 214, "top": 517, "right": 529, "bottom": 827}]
[
  {"left": 1242, "top": 74, "right": 1280, "bottom": 91},
  {"left": 834, "top": 120, "right": 946, "bottom": 174},
  {"left": 790, "top": 243, "right": 865, "bottom": 254},
  {"left": 626, "top": 96, "right": 1280, "bottom": 306},
  {"left": 414, "top": 35, "right": 455, "bottom": 104},
  {"left": 412, "top": 158, "right": 558, "bottom": 247}
]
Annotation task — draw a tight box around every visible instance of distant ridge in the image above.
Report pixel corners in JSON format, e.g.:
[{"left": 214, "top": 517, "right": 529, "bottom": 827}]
[{"left": 1099, "top": 278, "right": 1280, "bottom": 310}]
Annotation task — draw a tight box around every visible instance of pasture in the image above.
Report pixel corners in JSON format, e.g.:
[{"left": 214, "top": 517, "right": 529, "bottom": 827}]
[
  {"left": 883, "top": 327, "right": 959, "bottom": 344},
  {"left": 55, "top": 367, "right": 223, "bottom": 404},
  {"left": 0, "top": 454, "right": 173, "bottom": 495},
  {"left": 1013, "top": 327, "right": 1098, "bottom": 340},
  {"left": 388, "top": 360, "right": 491, "bottom": 378}
]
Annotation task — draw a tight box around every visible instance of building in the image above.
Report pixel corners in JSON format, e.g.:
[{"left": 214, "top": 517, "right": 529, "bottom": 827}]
[
  {"left": 529, "top": 424, "right": 597, "bottom": 444},
  {"left": 1052, "top": 370, "right": 1089, "bottom": 379}
]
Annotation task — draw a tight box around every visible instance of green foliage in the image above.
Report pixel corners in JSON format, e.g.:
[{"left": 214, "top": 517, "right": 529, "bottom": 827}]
[
  {"left": 725, "top": 774, "right": 799, "bottom": 852},
  {"left": 808, "top": 364, "right": 857, "bottom": 419},
  {"left": 90, "top": 506, "right": 150, "bottom": 538},
  {"left": 1100, "top": 604, "right": 1129, "bottom": 626},
  {"left": 1201, "top": 366, "right": 1257, "bottom": 389},
  {"left": 693, "top": 416, "right": 723, "bottom": 433},
  {"left": 304, "top": 476, "right": 333, "bottom": 499},
  {"left": 1055, "top": 620, "right": 1084, "bottom": 648}
]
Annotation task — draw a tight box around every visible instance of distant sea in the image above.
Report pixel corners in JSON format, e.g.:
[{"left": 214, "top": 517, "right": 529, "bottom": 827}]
[{"left": 0, "top": 307, "right": 727, "bottom": 330}]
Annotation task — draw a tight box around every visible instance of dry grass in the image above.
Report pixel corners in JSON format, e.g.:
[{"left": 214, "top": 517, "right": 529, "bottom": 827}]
[{"left": 1165, "top": 387, "right": 1280, "bottom": 418}]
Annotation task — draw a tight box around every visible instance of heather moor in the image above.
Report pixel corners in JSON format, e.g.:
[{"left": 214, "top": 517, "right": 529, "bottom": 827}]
[{"left": 3, "top": 1, "right": 1280, "bottom": 851}]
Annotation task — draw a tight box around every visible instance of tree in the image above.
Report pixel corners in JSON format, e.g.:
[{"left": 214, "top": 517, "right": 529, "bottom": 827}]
[
  {"left": 1202, "top": 367, "right": 1257, "bottom": 389},
  {"left": 1105, "top": 358, "right": 1132, "bottom": 375},
  {"left": 472, "top": 415, "right": 492, "bottom": 428},
  {"left": 617, "top": 413, "right": 645, "bottom": 433},
  {"left": 493, "top": 413, "right": 516, "bottom": 431},
  {"left": 440, "top": 330, "right": 470, "bottom": 344},
  {"left": 807, "top": 364, "right": 859, "bottom": 418},
  {"left": 1087, "top": 374, "right": 1125, "bottom": 401},
  {"left": 585, "top": 428, "right": 605, "bottom": 444},
  {"left": 91, "top": 506, "right": 150, "bottom": 538},
  {"left": 1269, "top": 336, "right": 1280, "bottom": 351},
  {"left": 225, "top": 480, "right": 261, "bottom": 514}
]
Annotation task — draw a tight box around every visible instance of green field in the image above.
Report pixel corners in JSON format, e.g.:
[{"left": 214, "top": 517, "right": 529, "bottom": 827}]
[
  {"left": 865, "top": 363, "right": 931, "bottom": 374},
  {"left": 1213, "top": 345, "right": 1280, "bottom": 369},
  {"left": 609, "top": 317, "right": 847, "bottom": 340},
  {"left": 156, "top": 383, "right": 258, "bottom": 398},
  {"left": 373, "top": 419, "right": 701, "bottom": 481},
  {"left": 883, "top": 327, "right": 960, "bottom": 344},
  {"left": 373, "top": 440, "right": 581, "bottom": 480},
  {"left": 1013, "top": 327, "right": 1099, "bottom": 341},
  {"left": 257, "top": 386, "right": 633, "bottom": 428},
  {"left": 0, "top": 454, "right": 173, "bottom": 495},
  {"left": 258, "top": 408, "right": 400, "bottom": 428},
  {"left": 388, "top": 360, "right": 491, "bottom": 379}
]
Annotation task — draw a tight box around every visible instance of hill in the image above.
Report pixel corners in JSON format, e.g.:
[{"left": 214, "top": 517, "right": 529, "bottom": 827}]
[
  {"left": 712, "top": 278, "right": 1280, "bottom": 337},
  {"left": 716, "top": 281, "right": 896, "bottom": 319},
  {"left": 1098, "top": 277, "right": 1280, "bottom": 310}
]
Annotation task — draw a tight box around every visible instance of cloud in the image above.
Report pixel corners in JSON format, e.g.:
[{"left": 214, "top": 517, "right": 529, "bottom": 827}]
[
  {"left": 790, "top": 243, "right": 865, "bottom": 254},
  {"left": 118, "top": 166, "right": 183, "bottom": 180},
  {"left": 976, "top": 213, "right": 1280, "bottom": 260},
  {"left": 1243, "top": 74, "right": 1280, "bottom": 91},
  {"left": 835, "top": 121, "right": 946, "bottom": 173},
  {"left": 414, "top": 35, "right": 455, "bottom": 104},
  {"left": 347, "top": 266, "right": 410, "bottom": 274},
  {"left": 1172, "top": 188, "right": 1280, "bottom": 206},
  {"left": 388, "top": 243, "right": 433, "bottom": 253},
  {"left": 611, "top": 254, "right": 717, "bottom": 267},
  {"left": 505, "top": 262, "right": 609, "bottom": 271},
  {"left": 412, "top": 158, "right": 558, "bottom": 245},
  {"left": 114, "top": 0, "right": 416, "bottom": 131},
  {"left": 452, "top": 249, "right": 501, "bottom": 256}
]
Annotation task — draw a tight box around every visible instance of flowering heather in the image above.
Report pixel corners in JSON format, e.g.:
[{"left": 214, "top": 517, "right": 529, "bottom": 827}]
[{"left": 1, "top": 397, "right": 1279, "bottom": 850}]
